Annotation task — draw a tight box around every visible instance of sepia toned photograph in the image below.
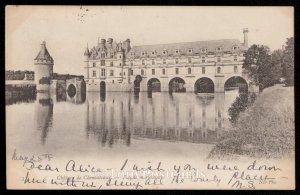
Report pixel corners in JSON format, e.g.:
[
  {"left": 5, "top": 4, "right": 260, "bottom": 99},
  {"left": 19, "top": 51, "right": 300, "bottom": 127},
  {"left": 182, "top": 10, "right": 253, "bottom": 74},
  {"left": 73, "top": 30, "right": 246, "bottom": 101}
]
[{"left": 5, "top": 6, "right": 294, "bottom": 189}]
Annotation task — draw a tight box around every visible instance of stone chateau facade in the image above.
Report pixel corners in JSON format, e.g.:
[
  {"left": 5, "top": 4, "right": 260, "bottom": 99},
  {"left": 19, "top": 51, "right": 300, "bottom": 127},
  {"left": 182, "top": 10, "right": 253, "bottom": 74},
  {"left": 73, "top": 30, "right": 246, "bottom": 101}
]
[{"left": 84, "top": 28, "right": 250, "bottom": 93}]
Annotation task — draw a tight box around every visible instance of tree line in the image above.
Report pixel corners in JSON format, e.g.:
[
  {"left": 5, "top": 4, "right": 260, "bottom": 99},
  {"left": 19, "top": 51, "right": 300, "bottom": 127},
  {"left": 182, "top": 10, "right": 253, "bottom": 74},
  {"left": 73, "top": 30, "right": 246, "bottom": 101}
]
[{"left": 243, "top": 37, "right": 294, "bottom": 90}]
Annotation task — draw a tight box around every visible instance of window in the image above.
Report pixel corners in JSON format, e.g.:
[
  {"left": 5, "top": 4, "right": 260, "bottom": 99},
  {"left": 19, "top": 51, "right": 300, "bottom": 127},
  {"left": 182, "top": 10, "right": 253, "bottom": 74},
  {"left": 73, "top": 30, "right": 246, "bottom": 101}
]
[
  {"left": 101, "top": 69, "right": 106, "bottom": 76},
  {"left": 130, "top": 61, "right": 133, "bottom": 66},
  {"left": 112, "top": 80, "right": 114, "bottom": 83},
  {"left": 131, "top": 69, "right": 133, "bottom": 75},
  {"left": 217, "top": 47, "right": 222, "bottom": 51},
  {"left": 175, "top": 68, "right": 179, "bottom": 74},
  {"left": 152, "top": 69, "right": 155, "bottom": 75},
  {"left": 188, "top": 49, "right": 193, "bottom": 53},
  {"left": 217, "top": 57, "right": 221, "bottom": 62},
  {"left": 234, "top": 55, "right": 238, "bottom": 61},
  {"left": 110, "top": 70, "right": 114, "bottom": 76},
  {"left": 120, "top": 73, "right": 122, "bottom": 76},
  {"left": 233, "top": 46, "right": 238, "bottom": 50},
  {"left": 188, "top": 68, "right": 191, "bottom": 74},
  {"left": 201, "top": 48, "right": 207, "bottom": 53},
  {"left": 217, "top": 67, "right": 221, "bottom": 74},
  {"left": 101, "top": 60, "right": 105, "bottom": 66},
  {"left": 101, "top": 53, "right": 105, "bottom": 58},
  {"left": 110, "top": 61, "right": 113, "bottom": 66},
  {"left": 152, "top": 59, "right": 155, "bottom": 65},
  {"left": 163, "top": 50, "right": 167, "bottom": 55},
  {"left": 175, "top": 59, "right": 179, "bottom": 64},
  {"left": 110, "top": 53, "right": 114, "bottom": 58},
  {"left": 163, "top": 59, "right": 166, "bottom": 64},
  {"left": 234, "top": 66, "right": 238, "bottom": 73},
  {"left": 124, "top": 72, "right": 126, "bottom": 76},
  {"left": 202, "top": 57, "right": 205, "bottom": 63},
  {"left": 141, "top": 52, "right": 145, "bottom": 56},
  {"left": 119, "top": 63, "right": 122, "bottom": 66},
  {"left": 142, "top": 59, "right": 145, "bottom": 65},
  {"left": 202, "top": 67, "right": 205, "bottom": 74},
  {"left": 152, "top": 51, "right": 155, "bottom": 55},
  {"left": 162, "top": 69, "right": 165, "bottom": 75},
  {"left": 175, "top": 49, "right": 179, "bottom": 54},
  {"left": 92, "top": 62, "right": 96, "bottom": 67},
  {"left": 92, "top": 70, "right": 96, "bottom": 77},
  {"left": 141, "top": 69, "right": 144, "bottom": 75},
  {"left": 188, "top": 57, "right": 192, "bottom": 63}
]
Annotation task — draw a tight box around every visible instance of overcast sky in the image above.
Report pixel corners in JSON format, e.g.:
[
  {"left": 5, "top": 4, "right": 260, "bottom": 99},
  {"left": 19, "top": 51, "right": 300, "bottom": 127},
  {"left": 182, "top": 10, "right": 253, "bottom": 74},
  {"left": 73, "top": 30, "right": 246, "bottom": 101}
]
[{"left": 6, "top": 6, "right": 294, "bottom": 75}]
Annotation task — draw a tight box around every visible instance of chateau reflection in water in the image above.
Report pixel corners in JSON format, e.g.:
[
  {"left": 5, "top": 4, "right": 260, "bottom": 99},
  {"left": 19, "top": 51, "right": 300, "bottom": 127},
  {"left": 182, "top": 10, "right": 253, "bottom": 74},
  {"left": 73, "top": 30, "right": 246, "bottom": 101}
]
[{"left": 29, "top": 88, "right": 230, "bottom": 146}]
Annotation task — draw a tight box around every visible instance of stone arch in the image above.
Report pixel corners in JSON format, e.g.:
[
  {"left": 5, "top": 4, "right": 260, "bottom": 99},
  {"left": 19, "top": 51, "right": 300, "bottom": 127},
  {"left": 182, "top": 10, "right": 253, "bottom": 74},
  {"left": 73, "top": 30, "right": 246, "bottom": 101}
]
[
  {"left": 100, "top": 81, "right": 106, "bottom": 93},
  {"left": 147, "top": 78, "right": 161, "bottom": 92},
  {"left": 67, "top": 84, "right": 76, "bottom": 98},
  {"left": 169, "top": 77, "right": 186, "bottom": 93},
  {"left": 224, "top": 76, "right": 248, "bottom": 93},
  {"left": 194, "top": 77, "right": 215, "bottom": 93}
]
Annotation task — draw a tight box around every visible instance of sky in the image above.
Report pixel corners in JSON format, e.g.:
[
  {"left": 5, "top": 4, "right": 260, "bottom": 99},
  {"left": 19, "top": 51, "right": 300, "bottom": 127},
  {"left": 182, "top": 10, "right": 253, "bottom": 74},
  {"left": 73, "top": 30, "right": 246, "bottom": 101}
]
[{"left": 6, "top": 6, "right": 294, "bottom": 75}]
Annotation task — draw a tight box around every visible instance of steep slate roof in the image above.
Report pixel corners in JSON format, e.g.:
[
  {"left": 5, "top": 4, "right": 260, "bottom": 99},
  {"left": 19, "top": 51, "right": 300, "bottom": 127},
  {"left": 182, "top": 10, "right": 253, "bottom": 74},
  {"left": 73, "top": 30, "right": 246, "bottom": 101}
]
[
  {"left": 126, "top": 39, "right": 245, "bottom": 58},
  {"left": 34, "top": 41, "right": 53, "bottom": 62}
]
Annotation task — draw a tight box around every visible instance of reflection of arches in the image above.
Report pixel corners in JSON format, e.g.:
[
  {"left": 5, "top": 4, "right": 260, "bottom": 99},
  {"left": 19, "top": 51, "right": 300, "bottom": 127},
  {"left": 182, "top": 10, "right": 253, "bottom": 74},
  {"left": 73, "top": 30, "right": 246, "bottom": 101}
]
[
  {"left": 224, "top": 76, "right": 248, "bottom": 93},
  {"left": 100, "top": 81, "right": 106, "bottom": 93},
  {"left": 67, "top": 84, "right": 76, "bottom": 98},
  {"left": 195, "top": 77, "right": 215, "bottom": 93},
  {"left": 147, "top": 78, "right": 161, "bottom": 92},
  {"left": 169, "top": 77, "right": 186, "bottom": 93}
]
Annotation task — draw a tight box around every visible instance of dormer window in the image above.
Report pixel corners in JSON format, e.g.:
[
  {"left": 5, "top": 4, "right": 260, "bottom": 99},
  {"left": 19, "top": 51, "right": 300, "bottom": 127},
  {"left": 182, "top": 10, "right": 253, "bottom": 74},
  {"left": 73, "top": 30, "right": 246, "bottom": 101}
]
[
  {"left": 233, "top": 46, "right": 238, "bottom": 50},
  {"left": 162, "top": 50, "right": 167, "bottom": 55},
  {"left": 188, "top": 48, "right": 193, "bottom": 53},
  {"left": 216, "top": 47, "right": 222, "bottom": 51},
  {"left": 151, "top": 51, "right": 155, "bottom": 55},
  {"left": 201, "top": 48, "right": 207, "bottom": 53},
  {"left": 141, "top": 52, "right": 145, "bottom": 56},
  {"left": 175, "top": 49, "right": 180, "bottom": 54}
]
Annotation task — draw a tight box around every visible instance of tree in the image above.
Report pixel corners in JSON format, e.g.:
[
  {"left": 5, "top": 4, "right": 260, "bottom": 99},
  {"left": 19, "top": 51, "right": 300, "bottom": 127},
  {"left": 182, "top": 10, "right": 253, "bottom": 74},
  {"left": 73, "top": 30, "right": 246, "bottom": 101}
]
[
  {"left": 243, "top": 45, "right": 276, "bottom": 90},
  {"left": 270, "top": 49, "right": 284, "bottom": 82},
  {"left": 282, "top": 37, "right": 294, "bottom": 86}
]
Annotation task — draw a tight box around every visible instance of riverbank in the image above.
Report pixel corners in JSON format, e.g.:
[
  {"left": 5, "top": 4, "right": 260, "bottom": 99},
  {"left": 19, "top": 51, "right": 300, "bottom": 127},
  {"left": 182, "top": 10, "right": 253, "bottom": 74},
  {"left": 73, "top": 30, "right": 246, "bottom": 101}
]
[{"left": 208, "top": 85, "right": 294, "bottom": 160}]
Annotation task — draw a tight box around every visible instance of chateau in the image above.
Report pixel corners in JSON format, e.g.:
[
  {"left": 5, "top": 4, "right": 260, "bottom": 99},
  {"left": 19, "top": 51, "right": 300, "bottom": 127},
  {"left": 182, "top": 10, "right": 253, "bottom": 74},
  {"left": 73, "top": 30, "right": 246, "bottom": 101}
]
[{"left": 84, "top": 28, "right": 250, "bottom": 93}]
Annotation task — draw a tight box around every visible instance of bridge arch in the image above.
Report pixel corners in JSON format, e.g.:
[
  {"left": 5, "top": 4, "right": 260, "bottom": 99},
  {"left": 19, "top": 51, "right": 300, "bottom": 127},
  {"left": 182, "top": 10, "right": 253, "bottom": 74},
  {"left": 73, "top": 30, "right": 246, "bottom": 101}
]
[
  {"left": 224, "top": 76, "right": 248, "bottom": 93},
  {"left": 194, "top": 77, "right": 215, "bottom": 93},
  {"left": 147, "top": 78, "right": 161, "bottom": 92},
  {"left": 169, "top": 77, "right": 186, "bottom": 93}
]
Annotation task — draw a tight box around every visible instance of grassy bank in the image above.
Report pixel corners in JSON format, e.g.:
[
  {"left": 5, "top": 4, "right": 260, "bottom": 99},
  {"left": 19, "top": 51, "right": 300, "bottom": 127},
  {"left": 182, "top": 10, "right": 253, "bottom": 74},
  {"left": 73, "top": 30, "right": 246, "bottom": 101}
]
[{"left": 208, "top": 85, "right": 294, "bottom": 160}]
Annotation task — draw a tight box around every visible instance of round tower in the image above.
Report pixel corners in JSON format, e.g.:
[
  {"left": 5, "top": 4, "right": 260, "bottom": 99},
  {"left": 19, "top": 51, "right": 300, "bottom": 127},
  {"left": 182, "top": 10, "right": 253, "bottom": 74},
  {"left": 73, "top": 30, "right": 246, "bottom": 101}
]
[{"left": 34, "top": 41, "right": 54, "bottom": 92}]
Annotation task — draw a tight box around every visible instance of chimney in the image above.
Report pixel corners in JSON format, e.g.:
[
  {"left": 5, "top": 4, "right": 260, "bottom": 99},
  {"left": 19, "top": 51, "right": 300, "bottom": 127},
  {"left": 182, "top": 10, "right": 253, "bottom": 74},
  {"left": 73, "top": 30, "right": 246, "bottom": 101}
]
[
  {"left": 125, "top": 38, "right": 131, "bottom": 53},
  {"left": 107, "top": 38, "right": 113, "bottom": 44},
  {"left": 243, "top": 28, "right": 249, "bottom": 49}
]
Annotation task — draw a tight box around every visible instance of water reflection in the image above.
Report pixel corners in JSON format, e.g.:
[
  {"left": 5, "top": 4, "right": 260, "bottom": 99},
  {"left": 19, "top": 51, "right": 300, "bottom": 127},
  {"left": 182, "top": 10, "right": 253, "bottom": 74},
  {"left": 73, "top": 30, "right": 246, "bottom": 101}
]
[
  {"left": 35, "top": 92, "right": 53, "bottom": 145},
  {"left": 86, "top": 92, "right": 229, "bottom": 146},
  {"left": 7, "top": 88, "right": 242, "bottom": 147}
]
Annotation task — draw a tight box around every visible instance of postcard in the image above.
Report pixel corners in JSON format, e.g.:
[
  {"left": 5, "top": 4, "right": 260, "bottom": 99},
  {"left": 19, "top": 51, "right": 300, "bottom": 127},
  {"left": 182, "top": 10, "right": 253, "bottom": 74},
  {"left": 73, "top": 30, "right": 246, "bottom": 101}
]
[{"left": 5, "top": 6, "right": 294, "bottom": 189}]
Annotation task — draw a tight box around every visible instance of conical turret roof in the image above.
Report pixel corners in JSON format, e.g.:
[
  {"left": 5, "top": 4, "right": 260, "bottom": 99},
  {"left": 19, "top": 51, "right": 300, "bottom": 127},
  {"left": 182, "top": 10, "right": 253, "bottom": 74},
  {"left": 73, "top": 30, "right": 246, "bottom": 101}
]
[{"left": 34, "top": 41, "right": 53, "bottom": 63}]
